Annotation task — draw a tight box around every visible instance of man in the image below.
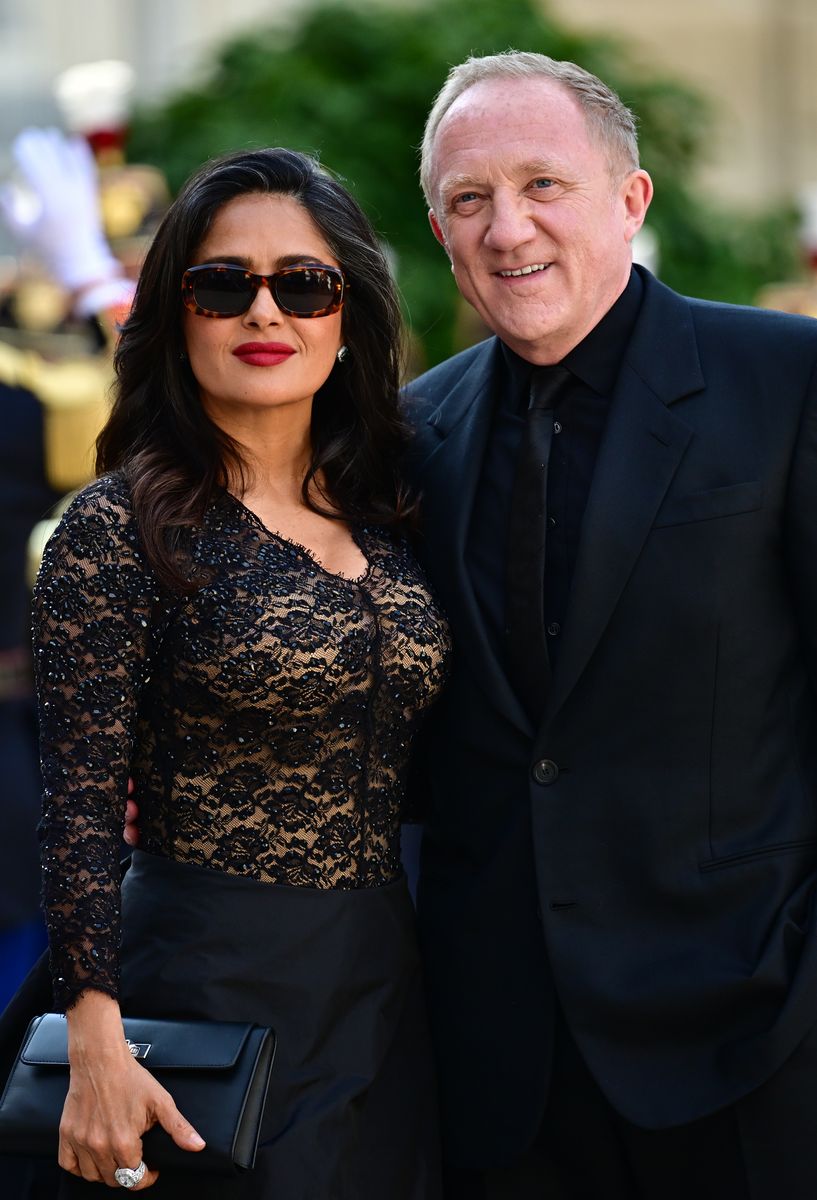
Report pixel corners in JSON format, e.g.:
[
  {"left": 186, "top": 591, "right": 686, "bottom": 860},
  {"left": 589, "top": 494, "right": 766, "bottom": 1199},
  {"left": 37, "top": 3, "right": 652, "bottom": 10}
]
[{"left": 403, "top": 51, "right": 817, "bottom": 1199}]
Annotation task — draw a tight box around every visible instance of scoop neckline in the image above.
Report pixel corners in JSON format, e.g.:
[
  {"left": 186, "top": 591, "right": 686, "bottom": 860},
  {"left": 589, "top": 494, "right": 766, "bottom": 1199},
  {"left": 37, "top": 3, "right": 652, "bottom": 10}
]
[{"left": 225, "top": 492, "right": 373, "bottom": 585}]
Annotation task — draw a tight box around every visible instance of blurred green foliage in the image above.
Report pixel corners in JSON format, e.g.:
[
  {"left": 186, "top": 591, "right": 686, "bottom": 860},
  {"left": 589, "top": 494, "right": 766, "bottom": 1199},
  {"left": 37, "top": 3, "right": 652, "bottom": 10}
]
[{"left": 129, "top": 0, "right": 800, "bottom": 368}]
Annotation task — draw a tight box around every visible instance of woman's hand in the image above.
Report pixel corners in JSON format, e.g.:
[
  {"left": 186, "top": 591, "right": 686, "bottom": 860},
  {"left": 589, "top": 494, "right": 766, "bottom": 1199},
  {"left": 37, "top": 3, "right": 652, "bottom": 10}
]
[{"left": 61, "top": 991, "right": 205, "bottom": 1189}]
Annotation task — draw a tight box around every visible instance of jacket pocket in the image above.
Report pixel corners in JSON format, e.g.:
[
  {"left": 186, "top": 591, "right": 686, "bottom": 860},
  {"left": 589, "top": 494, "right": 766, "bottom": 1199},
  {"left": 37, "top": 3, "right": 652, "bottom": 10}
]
[
  {"left": 699, "top": 837, "right": 817, "bottom": 872},
  {"left": 654, "top": 481, "right": 763, "bottom": 528}
]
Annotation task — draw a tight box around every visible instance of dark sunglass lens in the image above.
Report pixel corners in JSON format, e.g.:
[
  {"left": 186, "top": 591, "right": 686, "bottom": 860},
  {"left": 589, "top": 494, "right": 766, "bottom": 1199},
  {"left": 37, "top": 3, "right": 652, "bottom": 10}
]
[
  {"left": 193, "top": 269, "right": 253, "bottom": 315},
  {"left": 277, "top": 269, "right": 338, "bottom": 315}
]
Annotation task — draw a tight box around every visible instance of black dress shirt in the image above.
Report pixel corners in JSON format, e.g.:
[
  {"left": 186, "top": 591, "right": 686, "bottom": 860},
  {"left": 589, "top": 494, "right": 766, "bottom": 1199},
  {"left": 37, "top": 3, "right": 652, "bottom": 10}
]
[{"left": 465, "top": 268, "right": 644, "bottom": 682}]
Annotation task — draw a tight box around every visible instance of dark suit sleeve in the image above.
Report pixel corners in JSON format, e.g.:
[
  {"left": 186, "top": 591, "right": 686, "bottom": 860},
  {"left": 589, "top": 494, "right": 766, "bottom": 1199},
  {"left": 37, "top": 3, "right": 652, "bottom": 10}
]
[{"left": 785, "top": 348, "right": 817, "bottom": 697}]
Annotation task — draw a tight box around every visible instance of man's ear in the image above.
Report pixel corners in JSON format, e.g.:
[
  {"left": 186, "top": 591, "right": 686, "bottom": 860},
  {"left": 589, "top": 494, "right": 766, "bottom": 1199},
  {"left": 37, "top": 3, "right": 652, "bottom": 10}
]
[
  {"left": 429, "top": 210, "right": 449, "bottom": 255},
  {"left": 622, "top": 169, "right": 654, "bottom": 243}
]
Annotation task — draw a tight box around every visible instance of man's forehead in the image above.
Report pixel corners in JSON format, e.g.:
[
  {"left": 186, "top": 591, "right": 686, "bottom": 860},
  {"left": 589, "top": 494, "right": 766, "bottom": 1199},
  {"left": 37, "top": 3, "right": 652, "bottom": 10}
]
[{"left": 438, "top": 75, "right": 579, "bottom": 133}]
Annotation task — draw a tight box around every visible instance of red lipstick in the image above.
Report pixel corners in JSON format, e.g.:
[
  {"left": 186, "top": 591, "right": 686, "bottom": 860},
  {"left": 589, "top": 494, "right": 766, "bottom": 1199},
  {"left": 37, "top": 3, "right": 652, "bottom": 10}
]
[{"left": 232, "top": 342, "right": 295, "bottom": 367}]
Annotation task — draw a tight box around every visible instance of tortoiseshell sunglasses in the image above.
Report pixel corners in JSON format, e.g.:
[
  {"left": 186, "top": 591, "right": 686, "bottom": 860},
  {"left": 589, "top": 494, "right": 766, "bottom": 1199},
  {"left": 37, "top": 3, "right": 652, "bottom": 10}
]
[{"left": 182, "top": 263, "right": 347, "bottom": 319}]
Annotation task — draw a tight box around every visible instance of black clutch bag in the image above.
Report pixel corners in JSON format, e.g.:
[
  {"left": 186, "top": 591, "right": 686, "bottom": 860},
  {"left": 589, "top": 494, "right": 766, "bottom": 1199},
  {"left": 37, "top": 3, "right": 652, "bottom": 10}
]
[{"left": 0, "top": 1013, "right": 276, "bottom": 1176}]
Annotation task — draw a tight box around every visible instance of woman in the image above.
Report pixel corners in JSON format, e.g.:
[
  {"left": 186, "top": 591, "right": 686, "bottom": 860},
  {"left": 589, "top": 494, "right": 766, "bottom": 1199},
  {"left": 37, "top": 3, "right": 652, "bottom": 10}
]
[{"left": 33, "top": 148, "right": 450, "bottom": 1197}]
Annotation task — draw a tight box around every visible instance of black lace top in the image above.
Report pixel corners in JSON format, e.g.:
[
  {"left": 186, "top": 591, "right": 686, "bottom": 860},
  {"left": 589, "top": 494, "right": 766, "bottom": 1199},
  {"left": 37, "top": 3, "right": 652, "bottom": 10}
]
[{"left": 33, "top": 473, "right": 450, "bottom": 1011}]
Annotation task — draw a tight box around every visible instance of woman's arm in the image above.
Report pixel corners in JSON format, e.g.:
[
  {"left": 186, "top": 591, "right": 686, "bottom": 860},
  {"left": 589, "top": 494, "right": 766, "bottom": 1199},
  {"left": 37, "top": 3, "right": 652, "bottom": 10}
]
[
  {"left": 34, "top": 477, "right": 164, "bottom": 1008},
  {"left": 32, "top": 477, "right": 203, "bottom": 1186}
]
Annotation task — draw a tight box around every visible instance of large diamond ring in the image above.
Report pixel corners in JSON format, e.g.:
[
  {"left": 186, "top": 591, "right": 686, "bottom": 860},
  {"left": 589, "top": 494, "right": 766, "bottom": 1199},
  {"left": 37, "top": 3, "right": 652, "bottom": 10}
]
[{"left": 114, "top": 1161, "right": 147, "bottom": 1189}]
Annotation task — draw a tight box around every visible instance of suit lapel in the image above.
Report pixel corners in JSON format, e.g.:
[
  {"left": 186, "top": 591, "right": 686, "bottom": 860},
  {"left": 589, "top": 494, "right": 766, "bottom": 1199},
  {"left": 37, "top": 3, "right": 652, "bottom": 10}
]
[
  {"left": 416, "top": 339, "right": 533, "bottom": 735},
  {"left": 545, "top": 274, "right": 704, "bottom": 723}
]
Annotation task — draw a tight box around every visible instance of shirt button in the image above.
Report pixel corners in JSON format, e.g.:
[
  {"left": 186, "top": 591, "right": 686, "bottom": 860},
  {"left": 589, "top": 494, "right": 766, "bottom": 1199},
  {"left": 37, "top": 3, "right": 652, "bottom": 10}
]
[
  {"left": 547, "top": 622, "right": 561, "bottom": 637},
  {"left": 548, "top": 516, "right": 557, "bottom": 528},
  {"left": 553, "top": 420, "right": 563, "bottom": 434},
  {"left": 532, "top": 759, "right": 559, "bottom": 785}
]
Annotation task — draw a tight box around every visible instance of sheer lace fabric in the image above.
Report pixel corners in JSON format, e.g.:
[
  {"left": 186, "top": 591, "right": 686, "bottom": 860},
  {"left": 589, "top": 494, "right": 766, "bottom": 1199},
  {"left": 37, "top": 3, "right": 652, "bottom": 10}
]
[{"left": 34, "top": 474, "right": 450, "bottom": 1010}]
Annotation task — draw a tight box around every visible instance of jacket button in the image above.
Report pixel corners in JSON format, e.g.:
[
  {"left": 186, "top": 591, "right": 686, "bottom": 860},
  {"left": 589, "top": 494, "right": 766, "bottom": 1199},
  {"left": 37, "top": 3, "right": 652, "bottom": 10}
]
[{"left": 532, "top": 759, "right": 559, "bottom": 785}]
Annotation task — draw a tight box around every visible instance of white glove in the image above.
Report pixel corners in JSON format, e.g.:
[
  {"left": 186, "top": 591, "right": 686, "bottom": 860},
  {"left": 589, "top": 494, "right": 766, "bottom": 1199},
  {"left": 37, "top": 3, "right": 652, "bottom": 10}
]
[{"left": 0, "top": 127, "right": 123, "bottom": 294}]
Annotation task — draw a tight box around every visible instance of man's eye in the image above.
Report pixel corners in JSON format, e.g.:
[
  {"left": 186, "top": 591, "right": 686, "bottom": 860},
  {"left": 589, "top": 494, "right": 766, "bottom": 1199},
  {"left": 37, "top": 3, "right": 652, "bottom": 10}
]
[
  {"left": 453, "top": 192, "right": 480, "bottom": 205},
  {"left": 531, "top": 178, "right": 555, "bottom": 190}
]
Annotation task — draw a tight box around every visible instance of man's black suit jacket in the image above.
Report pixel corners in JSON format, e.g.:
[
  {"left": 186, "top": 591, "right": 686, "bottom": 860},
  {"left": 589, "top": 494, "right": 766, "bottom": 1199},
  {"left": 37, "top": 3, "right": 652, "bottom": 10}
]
[{"left": 402, "top": 268, "right": 817, "bottom": 1167}]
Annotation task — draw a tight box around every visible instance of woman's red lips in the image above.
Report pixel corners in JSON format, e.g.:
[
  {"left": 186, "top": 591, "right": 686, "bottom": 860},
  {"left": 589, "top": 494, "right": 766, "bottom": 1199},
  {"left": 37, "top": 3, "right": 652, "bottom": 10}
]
[{"left": 232, "top": 342, "right": 295, "bottom": 366}]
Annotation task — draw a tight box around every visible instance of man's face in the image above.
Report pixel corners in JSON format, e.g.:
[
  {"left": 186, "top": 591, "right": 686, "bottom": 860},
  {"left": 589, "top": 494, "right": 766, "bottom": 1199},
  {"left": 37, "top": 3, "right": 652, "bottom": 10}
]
[{"left": 428, "top": 77, "right": 652, "bottom": 364}]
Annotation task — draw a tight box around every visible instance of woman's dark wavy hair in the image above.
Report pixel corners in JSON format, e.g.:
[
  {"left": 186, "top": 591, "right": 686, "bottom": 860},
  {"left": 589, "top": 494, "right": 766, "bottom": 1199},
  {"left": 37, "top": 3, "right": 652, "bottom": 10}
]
[{"left": 97, "top": 147, "right": 414, "bottom": 592}]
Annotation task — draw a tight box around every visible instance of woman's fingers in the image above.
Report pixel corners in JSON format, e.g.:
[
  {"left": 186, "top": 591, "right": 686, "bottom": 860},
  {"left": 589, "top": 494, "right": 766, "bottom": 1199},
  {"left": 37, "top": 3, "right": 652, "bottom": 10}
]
[
  {"left": 75, "top": 1151, "right": 105, "bottom": 1183},
  {"left": 62, "top": 1132, "right": 161, "bottom": 1190},
  {"left": 57, "top": 1137, "right": 85, "bottom": 1178},
  {"left": 153, "top": 1092, "right": 206, "bottom": 1153},
  {"left": 104, "top": 1131, "right": 151, "bottom": 1189},
  {"left": 126, "top": 1162, "right": 160, "bottom": 1191},
  {"left": 124, "top": 794, "right": 139, "bottom": 846},
  {"left": 109, "top": 1157, "right": 160, "bottom": 1191},
  {"left": 60, "top": 1137, "right": 104, "bottom": 1183}
]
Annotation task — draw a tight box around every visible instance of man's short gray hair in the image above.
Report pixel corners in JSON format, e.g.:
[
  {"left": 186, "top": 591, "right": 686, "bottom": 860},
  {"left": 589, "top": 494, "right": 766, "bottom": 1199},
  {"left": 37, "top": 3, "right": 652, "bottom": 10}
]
[{"left": 420, "top": 50, "right": 640, "bottom": 208}]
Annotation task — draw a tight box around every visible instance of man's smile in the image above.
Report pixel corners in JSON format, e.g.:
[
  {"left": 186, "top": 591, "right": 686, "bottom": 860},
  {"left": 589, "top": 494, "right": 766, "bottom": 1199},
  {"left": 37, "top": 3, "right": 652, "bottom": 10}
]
[{"left": 497, "top": 263, "right": 551, "bottom": 277}]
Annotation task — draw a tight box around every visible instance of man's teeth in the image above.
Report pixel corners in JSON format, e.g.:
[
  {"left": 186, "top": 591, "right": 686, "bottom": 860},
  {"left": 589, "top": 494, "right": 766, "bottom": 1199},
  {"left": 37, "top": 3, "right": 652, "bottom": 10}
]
[{"left": 499, "top": 264, "right": 548, "bottom": 277}]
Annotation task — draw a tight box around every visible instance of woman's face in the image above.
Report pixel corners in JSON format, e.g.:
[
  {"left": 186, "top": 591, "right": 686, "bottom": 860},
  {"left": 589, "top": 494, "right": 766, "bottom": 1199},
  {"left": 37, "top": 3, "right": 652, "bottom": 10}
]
[{"left": 182, "top": 192, "right": 344, "bottom": 424}]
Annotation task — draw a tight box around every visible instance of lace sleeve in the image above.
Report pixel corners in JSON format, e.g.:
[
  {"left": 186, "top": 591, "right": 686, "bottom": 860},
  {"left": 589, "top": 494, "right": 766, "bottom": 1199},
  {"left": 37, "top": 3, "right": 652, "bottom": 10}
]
[{"left": 32, "top": 475, "right": 170, "bottom": 1011}]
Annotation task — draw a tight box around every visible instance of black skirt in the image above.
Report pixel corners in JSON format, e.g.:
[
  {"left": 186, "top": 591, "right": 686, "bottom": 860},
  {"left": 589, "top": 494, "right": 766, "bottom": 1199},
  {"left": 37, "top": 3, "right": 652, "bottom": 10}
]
[{"left": 60, "top": 849, "right": 442, "bottom": 1199}]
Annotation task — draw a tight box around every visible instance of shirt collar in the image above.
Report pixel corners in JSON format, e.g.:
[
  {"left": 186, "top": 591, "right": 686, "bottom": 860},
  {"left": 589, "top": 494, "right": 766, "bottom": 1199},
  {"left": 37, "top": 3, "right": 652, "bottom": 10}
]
[{"left": 500, "top": 266, "right": 644, "bottom": 404}]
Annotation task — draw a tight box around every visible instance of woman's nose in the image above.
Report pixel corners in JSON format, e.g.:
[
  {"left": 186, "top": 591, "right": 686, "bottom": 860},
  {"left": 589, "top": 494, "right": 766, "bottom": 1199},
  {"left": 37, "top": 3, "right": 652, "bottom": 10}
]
[{"left": 243, "top": 281, "right": 283, "bottom": 326}]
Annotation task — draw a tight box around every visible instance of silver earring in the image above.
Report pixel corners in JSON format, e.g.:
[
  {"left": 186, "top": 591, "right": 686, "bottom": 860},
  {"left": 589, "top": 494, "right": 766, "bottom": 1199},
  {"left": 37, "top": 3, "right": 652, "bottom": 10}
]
[{"left": 336, "top": 345, "right": 348, "bottom": 362}]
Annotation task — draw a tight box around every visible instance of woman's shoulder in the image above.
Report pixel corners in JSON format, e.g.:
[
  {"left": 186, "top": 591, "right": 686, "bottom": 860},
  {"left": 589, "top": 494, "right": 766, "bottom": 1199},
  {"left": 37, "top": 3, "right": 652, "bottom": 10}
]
[
  {"left": 60, "top": 471, "right": 137, "bottom": 529},
  {"left": 44, "top": 471, "right": 146, "bottom": 569}
]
